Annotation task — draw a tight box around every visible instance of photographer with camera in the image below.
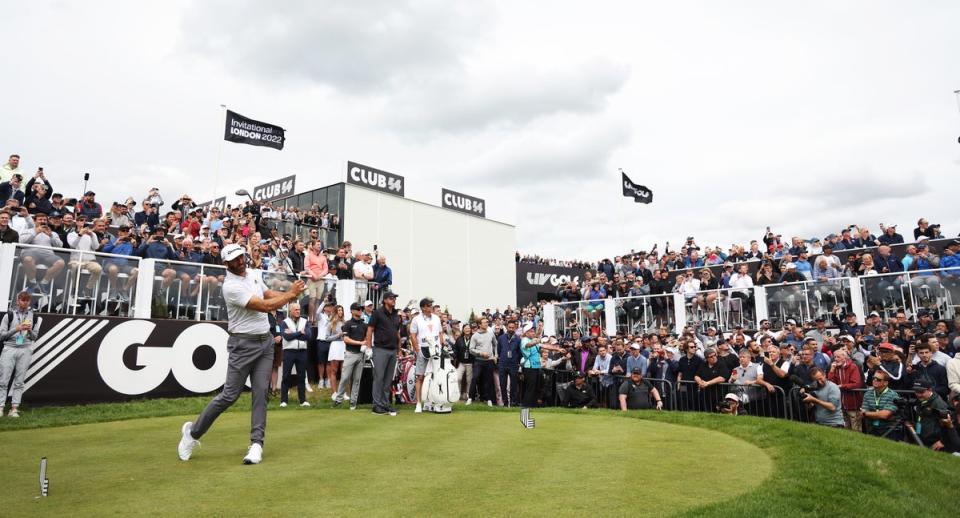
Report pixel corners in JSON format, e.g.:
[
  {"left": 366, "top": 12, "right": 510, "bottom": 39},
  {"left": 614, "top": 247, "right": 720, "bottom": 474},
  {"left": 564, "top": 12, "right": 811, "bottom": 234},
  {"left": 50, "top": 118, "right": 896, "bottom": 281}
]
[
  {"left": 797, "top": 367, "right": 845, "bottom": 428},
  {"left": 718, "top": 393, "right": 743, "bottom": 415},
  {"left": 911, "top": 380, "right": 958, "bottom": 452},
  {"left": 860, "top": 370, "right": 902, "bottom": 440}
]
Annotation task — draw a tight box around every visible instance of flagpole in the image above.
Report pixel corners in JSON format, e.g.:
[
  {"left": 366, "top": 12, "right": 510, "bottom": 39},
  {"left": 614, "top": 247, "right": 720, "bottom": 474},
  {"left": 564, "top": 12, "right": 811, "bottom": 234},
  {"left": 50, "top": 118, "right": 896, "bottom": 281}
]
[
  {"left": 213, "top": 104, "right": 227, "bottom": 199},
  {"left": 618, "top": 168, "right": 627, "bottom": 254}
]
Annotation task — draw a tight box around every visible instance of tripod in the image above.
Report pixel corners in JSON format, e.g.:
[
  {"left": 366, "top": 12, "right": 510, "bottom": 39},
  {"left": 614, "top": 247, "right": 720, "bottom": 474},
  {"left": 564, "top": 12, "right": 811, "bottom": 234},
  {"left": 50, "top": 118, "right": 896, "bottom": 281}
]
[{"left": 879, "top": 411, "right": 924, "bottom": 446}]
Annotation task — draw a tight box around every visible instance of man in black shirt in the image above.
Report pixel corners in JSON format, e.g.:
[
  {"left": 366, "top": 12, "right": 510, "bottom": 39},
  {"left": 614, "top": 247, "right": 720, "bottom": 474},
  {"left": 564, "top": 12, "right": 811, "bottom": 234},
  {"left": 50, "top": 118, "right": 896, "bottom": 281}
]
[
  {"left": 366, "top": 292, "right": 401, "bottom": 416},
  {"left": 677, "top": 342, "right": 703, "bottom": 410},
  {"left": 695, "top": 348, "right": 731, "bottom": 412},
  {"left": 758, "top": 344, "right": 792, "bottom": 418},
  {"left": 618, "top": 368, "right": 663, "bottom": 411},
  {"left": 335, "top": 302, "right": 369, "bottom": 409},
  {"left": 332, "top": 247, "right": 354, "bottom": 280},
  {"left": 563, "top": 372, "right": 597, "bottom": 408}
]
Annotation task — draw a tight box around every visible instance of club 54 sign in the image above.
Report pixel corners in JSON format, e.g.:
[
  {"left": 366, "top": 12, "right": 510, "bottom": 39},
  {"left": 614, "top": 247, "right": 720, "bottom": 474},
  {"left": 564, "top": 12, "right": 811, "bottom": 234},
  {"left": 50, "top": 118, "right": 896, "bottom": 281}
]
[
  {"left": 347, "top": 161, "right": 405, "bottom": 197},
  {"left": 441, "top": 188, "right": 485, "bottom": 218}
]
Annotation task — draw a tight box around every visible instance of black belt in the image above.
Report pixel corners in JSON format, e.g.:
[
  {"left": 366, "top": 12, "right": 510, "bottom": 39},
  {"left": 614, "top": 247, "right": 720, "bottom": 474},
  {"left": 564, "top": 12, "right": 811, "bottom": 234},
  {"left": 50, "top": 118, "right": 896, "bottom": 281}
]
[{"left": 229, "top": 332, "right": 271, "bottom": 340}]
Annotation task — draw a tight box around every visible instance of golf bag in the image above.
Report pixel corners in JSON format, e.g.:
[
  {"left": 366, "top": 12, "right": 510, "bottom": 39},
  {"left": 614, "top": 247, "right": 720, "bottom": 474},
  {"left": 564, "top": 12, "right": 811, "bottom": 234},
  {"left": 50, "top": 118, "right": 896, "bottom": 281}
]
[
  {"left": 420, "top": 337, "right": 460, "bottom": 413},
  {"left": 392, "top": 354, "right": 416, "bottom": 404}
]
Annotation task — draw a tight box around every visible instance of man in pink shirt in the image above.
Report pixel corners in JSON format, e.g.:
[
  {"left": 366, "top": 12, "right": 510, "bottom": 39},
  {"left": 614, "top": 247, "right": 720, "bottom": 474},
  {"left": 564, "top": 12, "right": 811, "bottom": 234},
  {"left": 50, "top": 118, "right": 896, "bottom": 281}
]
[{"left": 304, "top": 240, "right": 329, "bottom": 323}]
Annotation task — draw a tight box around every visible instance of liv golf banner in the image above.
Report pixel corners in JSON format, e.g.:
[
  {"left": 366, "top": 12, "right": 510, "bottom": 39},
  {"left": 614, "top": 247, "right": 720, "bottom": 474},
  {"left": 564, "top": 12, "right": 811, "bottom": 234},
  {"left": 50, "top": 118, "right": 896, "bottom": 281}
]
[
  {"left": 347, "top": 161, "right": 405, "bottom": 197},
  {"left": 224, "top": 110, "right": 285, "bottom": 150},
  {"left": 621, "top": 170, "right": 653, "bottom": 204},
  {"left": 442, "top": 188, "right": 485, "bottom": 218}
]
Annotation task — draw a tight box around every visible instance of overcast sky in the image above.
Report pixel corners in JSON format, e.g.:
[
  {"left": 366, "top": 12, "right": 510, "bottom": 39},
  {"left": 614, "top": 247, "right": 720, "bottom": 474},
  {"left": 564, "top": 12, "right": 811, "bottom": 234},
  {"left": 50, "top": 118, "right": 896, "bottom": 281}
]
[{"left": 3, "top": 1, "right": 960, "bottom": 260}]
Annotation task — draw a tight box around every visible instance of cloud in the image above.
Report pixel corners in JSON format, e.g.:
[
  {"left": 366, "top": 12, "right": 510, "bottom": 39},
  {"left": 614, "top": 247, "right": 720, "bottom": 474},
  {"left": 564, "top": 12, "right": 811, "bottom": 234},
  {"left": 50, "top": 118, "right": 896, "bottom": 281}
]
[
  {"left": 179, "top": 0, "right": 494, "bottom": 93},
  {"left": 386, "top": 60, "right": 630, "bottom": 134},
  {"left": 460, "top": 118, "right": 631, "bottom": 185}
]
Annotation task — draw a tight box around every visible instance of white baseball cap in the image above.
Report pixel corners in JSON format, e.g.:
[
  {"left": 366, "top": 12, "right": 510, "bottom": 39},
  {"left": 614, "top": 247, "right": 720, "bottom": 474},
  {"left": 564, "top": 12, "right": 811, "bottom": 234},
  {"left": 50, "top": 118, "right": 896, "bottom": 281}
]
[
  {"left": 364, "top": 300, "right": 374, "bottom": 307},
  {"left": 222, "top": 243, "right": 245, "bottom": 262}
]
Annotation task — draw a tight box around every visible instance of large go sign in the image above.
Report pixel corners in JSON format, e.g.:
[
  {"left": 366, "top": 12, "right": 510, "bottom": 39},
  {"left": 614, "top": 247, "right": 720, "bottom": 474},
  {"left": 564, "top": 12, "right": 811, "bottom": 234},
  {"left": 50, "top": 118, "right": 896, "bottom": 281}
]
[{"left": 97, "top": 320, "right": 231, "bottom": 395}]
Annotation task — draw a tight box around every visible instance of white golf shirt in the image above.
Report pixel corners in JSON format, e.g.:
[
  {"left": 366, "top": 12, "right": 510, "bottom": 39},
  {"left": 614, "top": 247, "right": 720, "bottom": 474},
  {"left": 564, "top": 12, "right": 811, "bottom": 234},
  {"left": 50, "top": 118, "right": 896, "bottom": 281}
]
[
  {"left": 222, "top": 269, "right": 269, "bottom": 335},
  {"left": 411, "top": 313, "right": 442, "bottom": 353}
]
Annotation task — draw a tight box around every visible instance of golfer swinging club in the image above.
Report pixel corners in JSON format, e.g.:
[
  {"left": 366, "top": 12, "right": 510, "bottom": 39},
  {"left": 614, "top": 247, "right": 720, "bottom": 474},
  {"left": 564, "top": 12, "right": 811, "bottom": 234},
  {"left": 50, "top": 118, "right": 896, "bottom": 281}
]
[{"left": 178, "top": 243, "right": 306, "bottom": 464}]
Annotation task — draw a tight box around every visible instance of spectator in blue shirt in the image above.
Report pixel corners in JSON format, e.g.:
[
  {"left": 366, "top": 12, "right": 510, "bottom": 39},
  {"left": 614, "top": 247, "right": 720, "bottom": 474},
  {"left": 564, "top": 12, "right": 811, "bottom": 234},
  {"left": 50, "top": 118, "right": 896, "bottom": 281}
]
[
  {"left": 373, "top": 254, "right": 393, "bottom": 291},
  {"left": 100, "top": 225, "right": 139, "bottom": 301},
  {"left": 137, "top": 226, "right": 179, "bottom": 291},
  {"left": 684, "top": 250, "right": 705, "bottom": 269},
  {"left": 496, "top": 322, "right": 522, "bottom": 407}
]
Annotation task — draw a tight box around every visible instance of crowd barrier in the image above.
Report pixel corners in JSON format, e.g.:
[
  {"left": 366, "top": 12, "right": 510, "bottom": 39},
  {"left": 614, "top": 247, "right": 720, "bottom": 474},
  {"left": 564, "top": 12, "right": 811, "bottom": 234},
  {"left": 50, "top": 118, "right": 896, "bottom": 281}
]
[
  {"left": 546, "top": 267, "right": 960, "bottom": 336},
  {"left": 0, "top": 243, "right": 385, "bottom": 319}
]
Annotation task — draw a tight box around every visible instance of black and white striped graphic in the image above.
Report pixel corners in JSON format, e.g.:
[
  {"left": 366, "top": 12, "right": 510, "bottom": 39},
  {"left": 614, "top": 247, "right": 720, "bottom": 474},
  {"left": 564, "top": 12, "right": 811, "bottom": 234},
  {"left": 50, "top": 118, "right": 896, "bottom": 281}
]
[{"left": 24, "top": 317, "right": 110, "bottom": 393}]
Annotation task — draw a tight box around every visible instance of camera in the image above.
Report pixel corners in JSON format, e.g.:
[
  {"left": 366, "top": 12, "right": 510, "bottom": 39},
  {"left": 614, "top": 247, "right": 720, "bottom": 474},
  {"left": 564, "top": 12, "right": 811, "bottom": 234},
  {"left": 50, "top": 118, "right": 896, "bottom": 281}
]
[{"left": 917, "top": 401, "right": 952, "bottom": 419}]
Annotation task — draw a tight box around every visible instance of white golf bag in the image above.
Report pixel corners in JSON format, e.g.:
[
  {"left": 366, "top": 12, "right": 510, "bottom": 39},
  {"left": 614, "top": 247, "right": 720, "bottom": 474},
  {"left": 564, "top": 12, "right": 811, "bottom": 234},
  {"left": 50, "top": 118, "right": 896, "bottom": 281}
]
[{"left": 420, "top": 337, "right": 460, "bottom": 413}]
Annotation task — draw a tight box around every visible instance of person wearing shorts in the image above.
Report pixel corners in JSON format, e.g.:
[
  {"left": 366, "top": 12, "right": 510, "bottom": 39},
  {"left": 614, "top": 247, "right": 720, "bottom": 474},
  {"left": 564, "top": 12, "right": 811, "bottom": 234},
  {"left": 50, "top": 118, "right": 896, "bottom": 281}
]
[
  {"left": 304, "top": 240, "right": 328, "bottom": 325},
  {"left": 410, "top": 297, "right": 442, "bottom": 413},
  {"left": 325, "top": 305, "right": 346, "bottom": 396},
  {"left": 18, "top": 212, "right": 66, "bottom": 295}
]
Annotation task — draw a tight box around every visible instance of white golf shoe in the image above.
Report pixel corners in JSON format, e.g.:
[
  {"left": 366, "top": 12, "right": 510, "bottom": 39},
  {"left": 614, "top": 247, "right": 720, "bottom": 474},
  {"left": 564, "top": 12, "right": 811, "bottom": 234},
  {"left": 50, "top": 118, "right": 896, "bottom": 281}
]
[
  {"left": 415, "top": 403, "right": 423, "bottom": 413},
  {"left": 177, "top": 422, "right": 200, "bottom": 461},
  {"left": 243, "top": 443, "right": 263, "bottom": 465}
]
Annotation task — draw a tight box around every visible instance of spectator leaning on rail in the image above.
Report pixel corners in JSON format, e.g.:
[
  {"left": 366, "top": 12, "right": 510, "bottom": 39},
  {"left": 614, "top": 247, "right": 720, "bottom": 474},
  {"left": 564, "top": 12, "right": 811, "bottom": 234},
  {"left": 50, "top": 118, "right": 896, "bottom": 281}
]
[
  {"left": 564, "top": 371, "right": 598, "bottom": 408},
  {"left": 826, "top": 348, "right": 864, "bottom": 431},
  {"left": 0, "top": 291, "right": 38, "bottom": 418},
  {"left": 860, "top": 369, "right": 902, "bottom": 440},
  {"left": 373, "top": 254, "right": 392, "bottom": 292}
]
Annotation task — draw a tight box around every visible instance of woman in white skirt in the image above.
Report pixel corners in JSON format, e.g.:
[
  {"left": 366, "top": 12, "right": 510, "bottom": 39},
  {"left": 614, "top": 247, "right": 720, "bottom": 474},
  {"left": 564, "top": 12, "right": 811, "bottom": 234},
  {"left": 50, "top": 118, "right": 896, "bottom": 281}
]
[{"left": 326, "top": 305, "right": 346, "bottom": 397}]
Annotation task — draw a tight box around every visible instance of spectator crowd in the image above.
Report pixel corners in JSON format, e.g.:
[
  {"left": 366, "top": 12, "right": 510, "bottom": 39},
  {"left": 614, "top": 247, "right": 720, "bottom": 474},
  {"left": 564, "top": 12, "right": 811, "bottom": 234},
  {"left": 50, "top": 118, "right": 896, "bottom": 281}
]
[
  {"left": 3, "top": 152, "right": 959, "bottom": 455},
  {"left": 0, "top": 152, "right": 400, "bottom": 318}
]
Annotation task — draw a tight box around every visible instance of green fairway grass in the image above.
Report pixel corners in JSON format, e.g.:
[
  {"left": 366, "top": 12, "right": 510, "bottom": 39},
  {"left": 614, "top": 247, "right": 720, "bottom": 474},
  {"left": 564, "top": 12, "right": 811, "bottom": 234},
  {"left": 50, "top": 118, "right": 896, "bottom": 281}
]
[
  {"left": 0, "top": 409, "right": 767, "bottom": 517},
  {"left": 1, "top": 394, "right": 957, "bottom": 517}
]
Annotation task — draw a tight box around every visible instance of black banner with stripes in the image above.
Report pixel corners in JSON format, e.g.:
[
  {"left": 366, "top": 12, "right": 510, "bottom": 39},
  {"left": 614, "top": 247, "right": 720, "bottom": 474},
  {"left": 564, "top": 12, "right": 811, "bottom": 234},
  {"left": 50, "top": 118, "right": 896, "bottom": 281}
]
[{"left": 19, "top": 315, "right": 227, "bottom": 405}]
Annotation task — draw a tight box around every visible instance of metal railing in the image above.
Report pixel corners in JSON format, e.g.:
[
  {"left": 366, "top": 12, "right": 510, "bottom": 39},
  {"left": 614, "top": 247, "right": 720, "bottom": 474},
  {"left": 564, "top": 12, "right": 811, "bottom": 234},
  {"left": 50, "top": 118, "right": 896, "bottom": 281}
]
[
  {"left": 6, "top": 243, "right": 142, "bottom": 317},
  {"left": 758, "top": 277, "right": 854, "bottom": 328},
  {"left": 542, "top": 266, "right": 959, "bottom": 336}
]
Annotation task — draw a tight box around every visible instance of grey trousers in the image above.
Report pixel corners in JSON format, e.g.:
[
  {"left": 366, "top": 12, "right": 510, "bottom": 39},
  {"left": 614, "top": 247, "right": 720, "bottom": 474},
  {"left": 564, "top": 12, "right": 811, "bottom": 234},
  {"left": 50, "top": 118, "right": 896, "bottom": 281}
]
[
  {"left": 371, "top": 347, "right": 397, "bottom": 410},
  {"left": 192, "top": 334, "right": 273, "bottom": 445},
  {"left": 334, "top": 350, "right": 365, "bottom": 404},
  {"left": 0, "top": 346, "right": 32, "bottom": 407}
]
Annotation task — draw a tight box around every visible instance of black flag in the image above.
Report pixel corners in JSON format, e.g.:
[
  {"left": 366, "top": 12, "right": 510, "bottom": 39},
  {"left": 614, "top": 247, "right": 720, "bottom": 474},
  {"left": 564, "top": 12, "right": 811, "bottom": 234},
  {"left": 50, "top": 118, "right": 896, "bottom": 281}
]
[
  {"left": 621, "top": 171, "right": 653, "bottom": 204},
  {"left": 223, "top": 110, "right": 285, "bottom": 150}
]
